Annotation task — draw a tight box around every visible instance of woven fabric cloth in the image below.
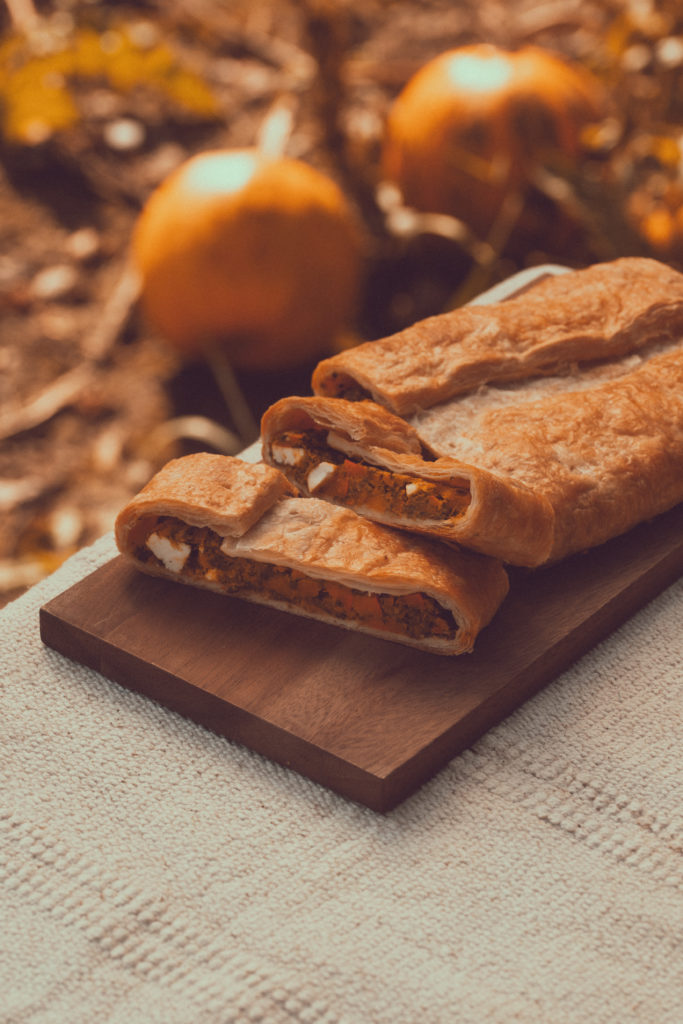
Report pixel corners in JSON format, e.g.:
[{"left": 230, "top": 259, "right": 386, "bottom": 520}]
[{"left": 2, "top": 533, "right": 682, "bottom": 1024}]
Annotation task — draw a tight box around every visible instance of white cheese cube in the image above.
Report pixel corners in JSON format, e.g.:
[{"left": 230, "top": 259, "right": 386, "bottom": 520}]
[
  {"left": 405, "top": 482, "right": 420, "bottom": 496},
  {"left": 326, "top": 431, "right": 348, "bottom": 452},
  {"left": 146, "top": 532, "right": 191, "bottom": 573},
  {"left": 307, "top": 462, "right": 336, "bottom": 491},
  {"left": 271, "top": 444, "right": 304, "bottom": 466}
]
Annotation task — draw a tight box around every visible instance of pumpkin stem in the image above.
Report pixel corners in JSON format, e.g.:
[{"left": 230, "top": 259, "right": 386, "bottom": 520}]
[{"left": 257, "top": 95, "right": 296, "bottom": 160}]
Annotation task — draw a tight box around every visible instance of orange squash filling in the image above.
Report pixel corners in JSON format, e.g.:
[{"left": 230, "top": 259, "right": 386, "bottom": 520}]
[
  {"left": 136, "top": 517, "right": 458, "bottom": 641},
  {"left": 317, "top": 372, "right": 371, "bottom": 402},
  {"left": 269, "top": 430, "right": 470, "bottom": 522}
]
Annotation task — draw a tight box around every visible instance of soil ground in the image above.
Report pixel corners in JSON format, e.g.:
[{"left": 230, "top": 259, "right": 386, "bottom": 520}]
[{"left": 1, "top": 0, "right": 681, "bottom": 605}]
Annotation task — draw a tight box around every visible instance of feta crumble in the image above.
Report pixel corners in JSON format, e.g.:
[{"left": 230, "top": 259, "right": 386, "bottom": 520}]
[
  {"left": 307, "top": 462, "right": 336, "bottom": 491},
  {"left": 146, "top": 533, "right": 191, "bottom": 573},
  {"left": 271, "top": 444, "right": 304, "bottom": 466}
]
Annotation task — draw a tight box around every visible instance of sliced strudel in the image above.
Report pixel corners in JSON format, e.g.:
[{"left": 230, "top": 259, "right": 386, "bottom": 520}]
[
  {"left": 261, "top": 396, "right": 552, "bottom": 566},
  {"left": 263, "top": 259, "right": 683, "bottom": 567},
  {"left": 115, "top": 454, "right": 509, "bottom": 655}
]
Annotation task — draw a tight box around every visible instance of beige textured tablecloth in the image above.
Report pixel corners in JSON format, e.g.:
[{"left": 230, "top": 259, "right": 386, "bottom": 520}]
[{"left": 2, "top": 531, "right": 682, "bottom": 1024}]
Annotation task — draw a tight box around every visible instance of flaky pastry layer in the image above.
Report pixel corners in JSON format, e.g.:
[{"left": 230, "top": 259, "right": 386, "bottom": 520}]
[
  {"left": 261, "top": 396, "right": 553, "bottom": 565},
  {"left": 270, "top": 341, "right": 683, "bottom": 566},
  {"left": 415, "top": 346, "right": 683, "bottom": 563},
  {"left": 312, "top": 258, "right": 683, "bottom": 415},
  {"left": 115, "top": 454, "right": 509, "bottom": 654}
]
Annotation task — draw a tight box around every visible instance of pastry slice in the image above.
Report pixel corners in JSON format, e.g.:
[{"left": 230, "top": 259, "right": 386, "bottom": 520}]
[
  {"left": 115, "top": 453, "right": 509, "bottom": 655},
  {"left": 311, "top": 257, "right": 683, "bottom": 415},
  {"left": 261, "top": 396, "right": 553, "bottom": 566}
]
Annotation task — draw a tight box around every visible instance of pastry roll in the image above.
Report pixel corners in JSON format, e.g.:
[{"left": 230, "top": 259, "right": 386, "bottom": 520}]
[
  {"left": 115, "top": 453, "right": 509, "bottom": 655},
  {"left": 311, "top": 257, "right": 683, "bottom": 415},
  {"left": 263, "top": 262, "right": 683, "bottom": 567}
]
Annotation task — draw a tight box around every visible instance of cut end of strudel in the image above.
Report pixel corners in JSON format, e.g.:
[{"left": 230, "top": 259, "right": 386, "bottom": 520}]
[
  {"left": 261, "top": 258, "right": 683, "bottom": 568},
  {"left": 261, "top": 396, "right": 554, "bottom": 567},
  {"left": 115, "top": 454, "right": 509, "bottom": 655}
]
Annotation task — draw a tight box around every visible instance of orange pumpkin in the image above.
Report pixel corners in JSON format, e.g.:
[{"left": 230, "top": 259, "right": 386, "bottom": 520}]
[
  {"left": 132, "top": 149, "right": 363, "bottom": 371},
  {"left": 382, "top": 44, "right": 605, "bottom": 237}
]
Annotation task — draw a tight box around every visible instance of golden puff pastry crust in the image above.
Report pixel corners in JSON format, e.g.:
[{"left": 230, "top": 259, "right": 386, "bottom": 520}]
[
  {"left": 261, "top": 396, "right": 424, "bottom": 456},
  {"left": 115, "top": 454, "right": 509, "bottom": 655},
  {"left": 312, "top": 258, "right": 683, "bottom": 415},
  {"left": 415, "top": 346, "right": 683, "bottom": 564},
  {"left": 115, "top": 453, "right": 296, "bottom": 547},
  {"left": 261, "top": 395, "right": 554, "bottom": 566},
  {"left": 268, "top": 344, "right": 683, "bottom": 565}
]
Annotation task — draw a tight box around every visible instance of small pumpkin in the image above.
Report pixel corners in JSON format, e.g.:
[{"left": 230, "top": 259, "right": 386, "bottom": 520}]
[
  {"left": 381, "top": 44, "right": 605, "bottom": 237},
  {"left": 132, "top": 149, "right": 363, "bottom": 371}
]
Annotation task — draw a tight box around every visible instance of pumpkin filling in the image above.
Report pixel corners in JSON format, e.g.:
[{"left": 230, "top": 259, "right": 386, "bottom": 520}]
[
  {"left": 136, "top": 516, "right": 458, "bottom": 641},
  {"left": 317, "top": 371, "right": 371, "bottom": 402},
  {"left": 268, "top": 429, "right": 471, "bottom": 522}
]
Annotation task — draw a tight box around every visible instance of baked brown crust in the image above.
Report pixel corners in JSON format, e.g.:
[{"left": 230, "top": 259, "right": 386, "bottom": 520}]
[
  {"left": 267, "top": 322, "right": 683, "bottom": 567},
  {"left": 115, "top": 454, "right": 509, "bottom": 654},
  {"left": 115, "top": 453, "right": 296, "bottom": 548},
  {"left": 415, "top": 346, "right": 683, "bottom": 563},
  {"left": 261, "top": 396, "right": 423, "bottom": 456},
  {"left": 261, "top": 395, "right": 554, "bottom": 565},
  {"left": 312, "top": 258, "right": 683, "bottom": 415}
]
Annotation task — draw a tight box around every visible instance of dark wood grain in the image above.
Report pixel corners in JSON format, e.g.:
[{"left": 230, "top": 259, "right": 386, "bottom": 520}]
[{"left": 40, "top": 502, "right": 683, "bottom": 811}]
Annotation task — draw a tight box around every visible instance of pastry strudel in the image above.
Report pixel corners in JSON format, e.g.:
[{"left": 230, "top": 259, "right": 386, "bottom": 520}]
[
  {"left": 115, "top": 454, "right": 509, "bottom": 654},
  {"left": 262, "top": 259, "right": 683, "bottom": 566}
]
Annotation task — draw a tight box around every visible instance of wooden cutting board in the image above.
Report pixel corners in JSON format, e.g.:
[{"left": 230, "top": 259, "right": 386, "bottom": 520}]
[{"left": 40, "top": 502, "right": 683, "bottom": 811}]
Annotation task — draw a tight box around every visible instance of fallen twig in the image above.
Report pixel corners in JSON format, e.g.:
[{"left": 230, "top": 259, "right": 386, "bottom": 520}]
[
  {"left": 82, "top": 261, "right": 141, "bottom": 361},
  {"left": 0, "top": 475, "right": 60, "bottom": 512},
  {"left": 0, "top": 553, "right": 69, "bottom": 594},
  {"left": 4, "top": 0, "right": 40, "bottom": 34},
  {"left": 0, "top": 260, "right": 141, "bottom": 442},
  {"left": 0, "top": 364, "right": 95, "bottom": 442},
  {"left": 142, "top": 415, "right": 243, "bottom": 458}
]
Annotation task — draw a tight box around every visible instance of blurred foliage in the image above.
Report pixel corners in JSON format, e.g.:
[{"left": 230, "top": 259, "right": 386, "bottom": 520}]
[
  {"left": 0, "top": 15, "right": 219, "bottom": 145},
  {"left": 598, "top": 0, "right": 683, "bottom": 258},
  {"left": 2, "top": 0, "right": 682, "bottom": 270},
  {"left": 1, "top": 0, "right": 683, "bottom": 604}
]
